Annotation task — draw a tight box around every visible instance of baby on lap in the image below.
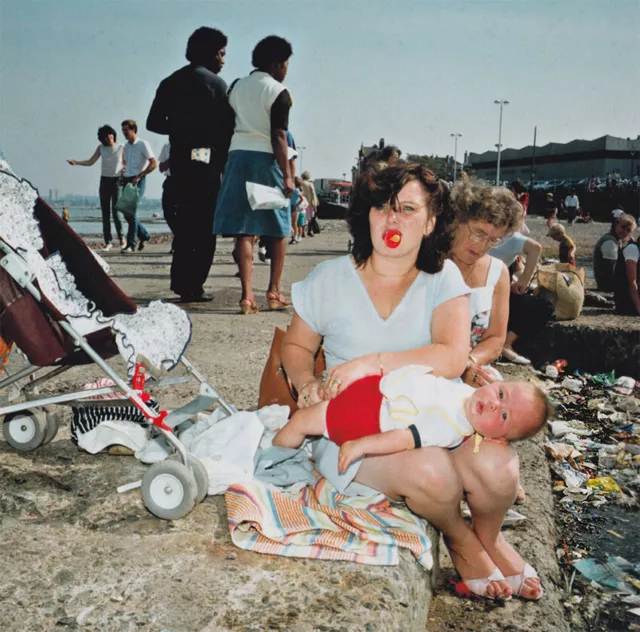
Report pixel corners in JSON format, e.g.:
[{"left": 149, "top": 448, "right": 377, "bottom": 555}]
[{"left": 273, "top": 365, "right": 553, "bottom": 472}]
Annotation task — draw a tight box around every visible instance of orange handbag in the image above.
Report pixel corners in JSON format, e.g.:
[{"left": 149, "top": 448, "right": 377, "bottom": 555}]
[{"left": 258, "top": 327, "right": 326, "bottom": 415}]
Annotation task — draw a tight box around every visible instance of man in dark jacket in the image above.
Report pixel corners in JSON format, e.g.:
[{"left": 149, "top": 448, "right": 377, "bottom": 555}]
[{"left": 147, "top": 27, "right": 233, "bottom": 302}]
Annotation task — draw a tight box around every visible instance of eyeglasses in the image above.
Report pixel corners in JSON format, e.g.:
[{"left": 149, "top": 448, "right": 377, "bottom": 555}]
[
  {"left": 466, "top": 224, "right": 504, "bottom": 248},
  {"left": 373, "top": 202, "right": 426, "bottom": 218}
]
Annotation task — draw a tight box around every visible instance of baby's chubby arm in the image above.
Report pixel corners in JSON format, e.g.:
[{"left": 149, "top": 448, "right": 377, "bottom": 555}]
[{"left": 338, "top": 430, "right": 415, "bottom": 473}]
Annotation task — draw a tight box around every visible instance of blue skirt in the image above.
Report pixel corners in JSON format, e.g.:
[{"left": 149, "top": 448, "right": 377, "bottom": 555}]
[{"left": 214, "top": 150, "right": 291, "bottom": 237}]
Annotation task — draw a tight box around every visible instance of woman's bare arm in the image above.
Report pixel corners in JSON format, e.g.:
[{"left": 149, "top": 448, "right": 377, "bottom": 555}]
[
  {"left": 67, "top": 146, "right": 100, "bottom": 167},
  {"left": 281, "top": 313, "right": 324, "bottom": 405},
  {"left": 625, "top": 259, "right": 640, "bottom": 315}
]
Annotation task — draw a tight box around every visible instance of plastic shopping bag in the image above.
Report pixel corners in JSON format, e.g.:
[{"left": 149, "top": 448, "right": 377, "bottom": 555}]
[
  {"left": 246, "top": 182, "right": 289, "bottom": 211},
  {"left": 115, "top": 183, "right": 139, "bottom": 218}
]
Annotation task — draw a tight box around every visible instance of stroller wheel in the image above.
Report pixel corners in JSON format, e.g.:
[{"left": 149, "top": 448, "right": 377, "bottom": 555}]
[
  {"left": 3, "top": 409, "right": 47, "bottom": 452},
  {"left": 141, "top": 459, "right": 198, "bottom": 520},
  {"left": 43, "top": 412, "right": 60, "bottom": 445},
  {"left": 168, "top": 454, "right": 209, "bottom": 504},
  {"left": 188, "top": 456, "right": 209, "bottom": 504}
]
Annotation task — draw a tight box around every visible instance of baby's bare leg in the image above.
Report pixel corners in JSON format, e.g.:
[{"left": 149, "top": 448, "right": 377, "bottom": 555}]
[{"left": 272, "top": 400, "right": 330, "bottom": 448}]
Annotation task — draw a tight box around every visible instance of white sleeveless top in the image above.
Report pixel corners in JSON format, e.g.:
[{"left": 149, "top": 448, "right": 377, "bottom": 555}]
[
  {"left": 99, "top": 144, "right": 124, "bottom": 177},
  {"left": 228, "top": 71, "right": 287, "bottom": 154},
  {"left": 469, "top": 256, "right": 504, "bottom": 348}
]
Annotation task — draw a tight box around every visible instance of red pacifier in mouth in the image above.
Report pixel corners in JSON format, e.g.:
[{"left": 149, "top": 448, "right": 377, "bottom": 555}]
[{"left": 383, "top": 230, "right": 402, "bottom": 248}]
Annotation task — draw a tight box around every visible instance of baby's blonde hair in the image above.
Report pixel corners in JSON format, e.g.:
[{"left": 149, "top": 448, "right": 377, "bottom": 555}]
[{"left": 511, "top": 384, "right": 555, "bottom": 441}]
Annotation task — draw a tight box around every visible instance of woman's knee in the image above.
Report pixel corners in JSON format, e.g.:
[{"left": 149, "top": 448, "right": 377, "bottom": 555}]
[
  {"left": 408, "top": 448, "right": 463, "bottom": 504},
  {"left": 455, "top": 440, "right": 519, "bottom": 497}
]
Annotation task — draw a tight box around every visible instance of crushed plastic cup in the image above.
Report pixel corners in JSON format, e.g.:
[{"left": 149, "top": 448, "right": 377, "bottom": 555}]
[
  {"left": 562, "top": 377, "right": 583, "bottom": 393},
  {"left": 545, "top": 365, "right": 559, "bottom": 379},
  {"left": 383, "top": 230, "right": 402, "bottom": 248},
  {"left": 614, "top": 376, "right": 636, "bottom": 396},
  {"left": 586, "top": 477, "right": 622, "bottom": 493}
]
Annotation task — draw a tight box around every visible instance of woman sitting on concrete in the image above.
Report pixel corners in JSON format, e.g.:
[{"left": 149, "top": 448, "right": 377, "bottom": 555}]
[
  {"left": 447, "top": 181, "right": 523, "bottom": 387},
  {"left": 593, "top": 213, "right": 636, "bottom": 292},
  {"left": 613, "top": 217, "right": 640, "bottom": 316},
  {"left": 281, "top": 163, "right": 543, "bottom": 601}
]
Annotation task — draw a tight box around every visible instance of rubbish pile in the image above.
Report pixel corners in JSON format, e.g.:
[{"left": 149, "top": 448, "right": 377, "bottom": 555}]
[{"left": 539, "top": 361, "right": 640, "bottom": 629}]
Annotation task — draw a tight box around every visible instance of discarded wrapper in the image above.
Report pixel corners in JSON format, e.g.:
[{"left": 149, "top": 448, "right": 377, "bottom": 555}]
[{"left": 586, "top": 477, "right": 621, "bottom": 493}]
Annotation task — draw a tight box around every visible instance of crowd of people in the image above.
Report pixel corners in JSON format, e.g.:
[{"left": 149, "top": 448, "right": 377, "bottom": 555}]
[{"left": 68, "top": 28, "right": 319, "bottom": 308}]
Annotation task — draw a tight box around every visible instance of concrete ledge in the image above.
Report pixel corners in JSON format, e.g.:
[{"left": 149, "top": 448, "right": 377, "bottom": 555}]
[
  {"left": 519, "top": 305, "right": 640, "bottom": 378},
  {"left": 0, "top": 442, "right": 440, "bottom": 632}
]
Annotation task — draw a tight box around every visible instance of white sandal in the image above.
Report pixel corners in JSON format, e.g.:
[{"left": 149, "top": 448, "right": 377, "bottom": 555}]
[
  {"left": 456, "top": 567, "right": 511, "bottom": 600},
  {"left": 503, "top": 563, "right": 544, "bottom": 600}
]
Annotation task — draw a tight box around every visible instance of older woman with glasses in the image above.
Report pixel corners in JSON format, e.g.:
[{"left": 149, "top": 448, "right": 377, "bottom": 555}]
[{"left": 448, "top": 182, "right": 524, "bottom": 386}]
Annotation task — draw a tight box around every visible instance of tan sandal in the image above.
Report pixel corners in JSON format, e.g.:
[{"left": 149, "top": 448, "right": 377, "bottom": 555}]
[
  {"left": 266, "top": 291, "right": 291, "bottom": 311},
  {"left": 240, "top": 299, "right": 259, "bottom": 315}
]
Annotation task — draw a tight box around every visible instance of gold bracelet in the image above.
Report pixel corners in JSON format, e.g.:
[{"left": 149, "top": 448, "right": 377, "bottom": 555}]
[
  {"left": 468, "top": 353, "right": 479, "bottom": 366},
  {"left": 378, "top": 352, "right": 384, "bottom": 376}
]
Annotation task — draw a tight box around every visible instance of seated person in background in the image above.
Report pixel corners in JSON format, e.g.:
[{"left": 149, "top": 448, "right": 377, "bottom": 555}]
[
  {"left": 273, "top": 365, "right": 552, "bottom": 474},
  {"left": 613, "top": 220, "right": 640, "bottom": 316},
  {"left": 593, "top": 213, "right": 636, "bottom": 292},
  {"left": 543, "top": 192, "right": 559, "bottom": 230},
  {"left": 547, "top": 223, "right": 576, "bottom": 266},
  {"left": 489, "top": 234, "right": 551, "bottom": 365}
]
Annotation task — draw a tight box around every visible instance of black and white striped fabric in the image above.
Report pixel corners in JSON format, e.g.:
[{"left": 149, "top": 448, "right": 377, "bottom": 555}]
[{"left": 70, "top": 399, "right": 159, "bottom": 445}]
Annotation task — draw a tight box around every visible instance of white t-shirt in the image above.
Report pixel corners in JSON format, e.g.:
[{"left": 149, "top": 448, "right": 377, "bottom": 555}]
[
  {"left": 158, "top": 142, "right": 171, "bottom": 178},
  {"left": 623, "top": 243, "right": 640, "bottom": 263},
  {"left": 228, "top": 71, "right": 287, "bottom": 154},
  {"left": 99, "top": 144, "right": 124, "bottom": 177},
  {"left": 123, "top": 137, "right": 155, "bottom": 177},
  {"left": 379, "top": 366, "right": 474, "bottom": 448},
  {"left": 600, "top": 239, "right": 619, "bottom": 261},
  {"left": 488, "top": 233, "right": 528, "bottom": 268},
  {"left": 565, "top": 195, "right": 579, "bottom": 208},
  {"left": 292, "top": 256, "right": 469, "bottom": 370}
]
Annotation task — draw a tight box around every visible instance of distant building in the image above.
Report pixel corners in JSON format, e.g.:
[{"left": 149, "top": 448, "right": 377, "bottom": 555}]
[{"left": 468, "top": 134, "right": 640, "bottom": 183}]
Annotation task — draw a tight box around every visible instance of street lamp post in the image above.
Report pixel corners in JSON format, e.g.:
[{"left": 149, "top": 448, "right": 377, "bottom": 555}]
[
  {"left": 298, "top": 145, "right": 307, "bottom": 173},
  {"left": 450, "top": 133, "right": 462, "bottom": 182},
  {"left": 494, "top": 99, "right": 509, "bottom": 185}
]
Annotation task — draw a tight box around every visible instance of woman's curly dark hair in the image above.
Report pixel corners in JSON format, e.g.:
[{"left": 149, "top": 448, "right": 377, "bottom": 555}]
[{"left": 348, "top": 163, "right": 454, "bottom": 273}]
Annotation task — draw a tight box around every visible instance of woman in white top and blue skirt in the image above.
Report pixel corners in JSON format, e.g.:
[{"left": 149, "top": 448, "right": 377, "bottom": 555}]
[
  {"left": 214, "top": 36, "right": 295, "bottom": 315},
  {"left": 67, "top": 125, "right": 125, "bottom": 250}
]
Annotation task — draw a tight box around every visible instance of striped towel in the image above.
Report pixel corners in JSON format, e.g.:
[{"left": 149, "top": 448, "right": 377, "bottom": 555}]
[{"left": 225, "top": 476, "right": 433, "bottom": 569}]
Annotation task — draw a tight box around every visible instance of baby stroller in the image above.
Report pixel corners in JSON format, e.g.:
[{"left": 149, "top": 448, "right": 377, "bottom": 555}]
[{"left": 0, "top": 169, "right": 233, "bottom": 520}]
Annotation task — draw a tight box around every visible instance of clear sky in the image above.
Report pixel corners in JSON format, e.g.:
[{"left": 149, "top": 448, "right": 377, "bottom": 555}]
[{"left": 1, "top": 0, "right": 638, "bottom": 199}]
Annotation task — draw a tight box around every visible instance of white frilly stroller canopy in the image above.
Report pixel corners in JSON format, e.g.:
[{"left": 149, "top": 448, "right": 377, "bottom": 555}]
[{"left": 0, "top": 168, "right": 191, "bottom": 373}]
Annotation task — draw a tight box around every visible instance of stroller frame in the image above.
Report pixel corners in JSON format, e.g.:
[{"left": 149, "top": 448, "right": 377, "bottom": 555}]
[{"left": 0, "top": 238, "right": 234, "bottom": 519}]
